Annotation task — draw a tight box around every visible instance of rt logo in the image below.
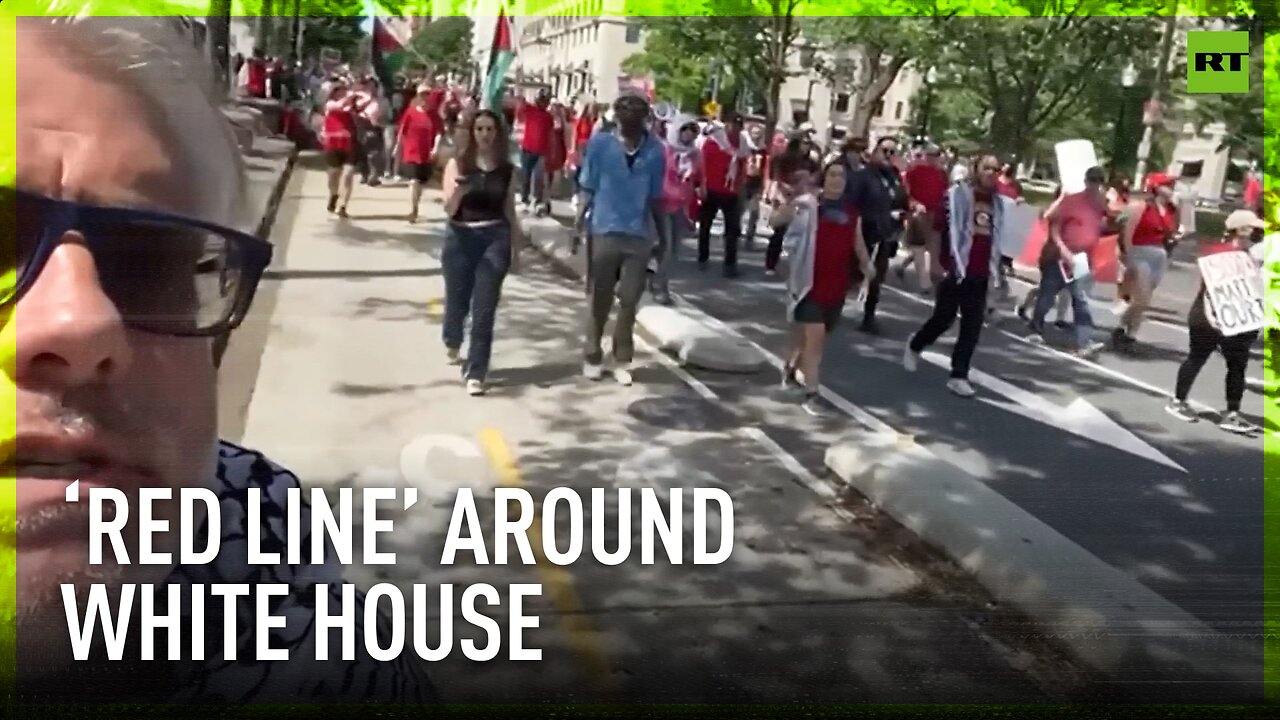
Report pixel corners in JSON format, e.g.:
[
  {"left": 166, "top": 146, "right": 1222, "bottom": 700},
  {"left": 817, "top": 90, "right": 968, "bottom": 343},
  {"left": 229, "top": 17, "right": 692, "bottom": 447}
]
[{"left": 1186, "top": 31, "right": 1250, "bottom": 94}]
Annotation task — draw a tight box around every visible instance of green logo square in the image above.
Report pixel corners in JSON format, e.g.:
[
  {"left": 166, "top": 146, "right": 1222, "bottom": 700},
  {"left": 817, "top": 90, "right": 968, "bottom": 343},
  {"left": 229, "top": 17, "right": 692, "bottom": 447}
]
[{"left": 1186, "top": 31, "right": 1250, "bottom": 94}]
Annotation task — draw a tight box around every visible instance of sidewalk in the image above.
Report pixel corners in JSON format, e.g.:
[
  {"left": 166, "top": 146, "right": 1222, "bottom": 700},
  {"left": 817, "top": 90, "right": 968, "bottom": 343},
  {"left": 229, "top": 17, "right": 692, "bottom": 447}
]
[
  {"left": 528, "top": 199, "right": 1266, "bottom": 701},
  {"left": 220, "top": 167, "right": 1072, "bottom": 702},
  {"left": 215, "top": 134, "right": 297, "bottom": 431}
]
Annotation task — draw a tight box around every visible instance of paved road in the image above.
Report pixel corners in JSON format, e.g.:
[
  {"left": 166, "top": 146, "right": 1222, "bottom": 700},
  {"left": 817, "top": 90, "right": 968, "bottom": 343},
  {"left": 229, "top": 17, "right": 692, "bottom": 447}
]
[
  {"left": 641, "top": 226, "right": 1266, "bottom": 644},
  {"left": 217, "top": 161, "right": 1093, "bottom": 703}
]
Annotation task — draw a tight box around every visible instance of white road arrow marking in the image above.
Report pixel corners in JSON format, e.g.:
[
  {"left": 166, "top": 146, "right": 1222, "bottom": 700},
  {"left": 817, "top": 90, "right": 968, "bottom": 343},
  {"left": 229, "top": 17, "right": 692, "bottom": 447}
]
[{"left": 920, "top": 351, "right": 1186, "bottom": 472}]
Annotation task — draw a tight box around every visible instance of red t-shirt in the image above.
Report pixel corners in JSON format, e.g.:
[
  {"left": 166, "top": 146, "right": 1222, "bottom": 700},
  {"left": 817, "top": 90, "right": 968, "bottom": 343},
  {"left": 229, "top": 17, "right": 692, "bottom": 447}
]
[
  {"left": 966, "top": 190, "right": 996, "bottom": 277},
  {"left": 322, "top": 99, "right": 356, "bottom": 152},
  {"left": 1131, "top": 201, "right": 1178, "bottom": 247},
  {"left": 425, "top": 88, "right": 446, "bottom": 115},
  {"left": 1054, "top": 191, "right": 1107, "bottom": 254},
  {"left": 905, "top": 164, "right": 948, "bottom": 213},
  {"left": 397, "top": 105, "right": 438, "bottom": 165},
  {"left": 809, "top": 201, "right": 860, "bottom": 306},
  {"left": 701, "top": 135, "right": 741, "bottom": 195},
  {"left": 246, "top": 59, "right": 267, "bottom": 97},
  {"left": 519, "top": 104, "right": 554, "bottom": 155},
  {"left": 995, "top": 176, "right": 1021, "bottom": 199}
]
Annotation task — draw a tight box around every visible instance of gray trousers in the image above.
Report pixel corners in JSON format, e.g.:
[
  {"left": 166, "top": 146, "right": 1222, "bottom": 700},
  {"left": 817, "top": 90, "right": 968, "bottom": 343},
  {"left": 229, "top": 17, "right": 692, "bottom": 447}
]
[{"left": 585, "top": 232, "right": 653, "bottom": 365}]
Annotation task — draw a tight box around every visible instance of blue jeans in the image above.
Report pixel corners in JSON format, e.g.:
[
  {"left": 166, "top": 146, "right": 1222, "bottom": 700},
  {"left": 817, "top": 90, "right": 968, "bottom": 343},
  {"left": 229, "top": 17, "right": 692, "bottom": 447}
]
[
  {"left": 651, "top": 211, "right": 685, "bottom": 294},
  {"left": 519, "top": 149, "right": 544, "bottom": 205},
  {"left": 1032, "top": 256, "right": 1095, "bottom": 348},
  {"left": 442, "top": 222, "right": 512, "bottom": 380}
]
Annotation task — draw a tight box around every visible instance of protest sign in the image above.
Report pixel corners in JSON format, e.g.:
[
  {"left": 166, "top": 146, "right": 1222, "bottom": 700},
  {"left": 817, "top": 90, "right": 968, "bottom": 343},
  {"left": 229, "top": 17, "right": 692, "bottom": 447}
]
[{"left": 1198, "top": 249, "right": 1265, "bottom": 336}]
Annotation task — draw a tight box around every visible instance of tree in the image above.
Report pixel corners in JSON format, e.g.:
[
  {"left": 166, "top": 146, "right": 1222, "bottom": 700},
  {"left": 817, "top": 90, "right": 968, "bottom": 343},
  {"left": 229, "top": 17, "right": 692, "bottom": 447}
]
[
  {"left": 405, "top": 16, "right": 473, "bottom": 79},
  {"left": 620, "top": 23, "right": 714, "bottom": 112},
  {"left": 626, "top": 0, "right": 805, "bottom": 138},
  {"left": 927, "top": 4, "right": 1166, "bottom": 161},
  {"left": 1171, "top": 12, "right": 1269, "bottom": 164},
  {"left": 800, "top": 7, "right": 955, "bottom": 139}
]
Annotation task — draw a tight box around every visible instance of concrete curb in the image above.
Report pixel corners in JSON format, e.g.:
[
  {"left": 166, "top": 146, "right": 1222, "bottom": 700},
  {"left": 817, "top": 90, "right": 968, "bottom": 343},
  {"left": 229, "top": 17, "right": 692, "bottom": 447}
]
[
  {"left": 214, "top": 143, "right": 299, "bottom": 369},
  {"left": 522, "top": 218, "right": 765, "bottom": 372},
  {"left": 824, "top": 433, "right": 1261, "bottom": 701}
]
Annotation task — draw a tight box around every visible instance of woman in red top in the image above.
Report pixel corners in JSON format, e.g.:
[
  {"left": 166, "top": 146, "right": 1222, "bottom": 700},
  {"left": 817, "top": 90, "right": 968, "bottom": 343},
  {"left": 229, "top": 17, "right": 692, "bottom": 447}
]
[
  {"left": 1115, "top": 171, "right": 1180, "bottom": 348},
  {"left": 770, "top": 161, "right": 874, "bottom": 415},
  {"left": 396, "top": 84, "right": 440, "bottom": 223},
  {"left": 321, "top": 81, "right": 359, "bottom": 218}
]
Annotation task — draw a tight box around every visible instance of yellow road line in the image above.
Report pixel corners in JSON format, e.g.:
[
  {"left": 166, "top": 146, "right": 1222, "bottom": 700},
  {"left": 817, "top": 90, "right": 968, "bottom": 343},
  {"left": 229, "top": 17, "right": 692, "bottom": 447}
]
[{"left": 476, "top": 427, "right": 619, "bottom": 698}]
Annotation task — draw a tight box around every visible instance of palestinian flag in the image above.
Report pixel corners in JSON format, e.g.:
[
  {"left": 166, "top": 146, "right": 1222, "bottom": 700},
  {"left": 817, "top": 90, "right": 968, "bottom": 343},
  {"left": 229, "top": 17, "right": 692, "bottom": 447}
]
[
  {"left": 371, "top": 16, "right": 411, "bottom": 90},
  {"left": 481, "top": 9, "right": 515, "bottom": 114}
]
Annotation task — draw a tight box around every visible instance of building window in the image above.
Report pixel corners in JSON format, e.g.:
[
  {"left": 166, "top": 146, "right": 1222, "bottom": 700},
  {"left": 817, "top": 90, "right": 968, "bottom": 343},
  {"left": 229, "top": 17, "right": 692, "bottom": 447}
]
[
  {"left": 874, "top": 100, "right": 885, "bottom": 117},
  {"left": 894, "top": 101, "right": 904, "bottom": 120},
  {"left": 625, "top": 22, "right": 642, "bottom": 43},
  {"left": 835, "top": 93, "right": 850, "bottom": 113}
]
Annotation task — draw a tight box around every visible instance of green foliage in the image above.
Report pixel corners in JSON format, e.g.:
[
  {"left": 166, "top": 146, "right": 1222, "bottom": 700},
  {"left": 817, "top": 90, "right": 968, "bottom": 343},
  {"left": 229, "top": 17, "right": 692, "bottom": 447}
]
[
  {"left": 925, "top": 7, "right": 1166, "bottom": 162},
  {"left": 799, "top": 9, "right": 955, "bottom": 138},
  {"left": 406, "top": 16, "right": 473, "bottom": 78},
  {"left": 620, "top": 23, "right": 712, "bottom": 112},
  {"left": 626, "top": 0, "right": 806, "bottom": 132},
  {"left": 300, "top": 17, "right": 366, "bottom": 62}
]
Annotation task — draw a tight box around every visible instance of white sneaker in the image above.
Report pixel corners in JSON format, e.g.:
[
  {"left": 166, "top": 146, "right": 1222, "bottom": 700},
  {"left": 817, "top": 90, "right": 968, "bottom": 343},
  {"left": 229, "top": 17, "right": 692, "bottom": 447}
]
[
  {"left": 947, "top": 378, "right": 976, "bottom": 398},
  {"left": 903, "top": 343, "right": 918, "bottom": 372},
  {"left": 445, "top": 347, "right": 462, "bottom": 365},
  {"left": 466, "top": 378, "right": 486, "bottom": 396},
  {"left": 583, "top": 362, "right": 604, "bottom": 381},
  {"left": 612, "top": 363, "right": 634, "bottom": 386}
]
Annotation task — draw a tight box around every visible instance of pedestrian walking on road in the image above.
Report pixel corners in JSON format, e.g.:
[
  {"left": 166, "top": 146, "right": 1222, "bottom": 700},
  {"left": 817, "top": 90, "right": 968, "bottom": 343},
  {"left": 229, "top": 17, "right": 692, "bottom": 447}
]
[
  {"left": 440, "top": 109, "right": 523, "bottom": 396},
  {"left": 321, "top": 80, "right": 359, "bottom": 218},
  {"left": 1024, "top": 166, "right": 1108, "bottom": 358},
  {"left": 696, "top": 111, "right": 749, "bottom": 277},
  {"left": 772, "top": 161, "right": 874, "bottom": 415},
  {"left": 903, "top": 155, "right": 1006, "bottom": 398},
  {"left": 396, "top": 83, "right": 440, "bottom": 224},
  {"left": 1113, "top": 171, "right": 1180, "bottom": 350},
  {"left": 1165, "top": 209, "right": 1268, "bottom": 434},
  {"left": 576, "top": 93, "right": 668, "bottom": 386},
  {"left": 651, "top": 118, "right": 701, "bottom": 305},
  {"left": 895, "top": 145, "right": 948, "bottom": 294},
  {"left": 845, "top": 136, "right": 908, "bottom": 334},
  {"left": 764, "top": 136, "right": 822, "bottom": 276}
]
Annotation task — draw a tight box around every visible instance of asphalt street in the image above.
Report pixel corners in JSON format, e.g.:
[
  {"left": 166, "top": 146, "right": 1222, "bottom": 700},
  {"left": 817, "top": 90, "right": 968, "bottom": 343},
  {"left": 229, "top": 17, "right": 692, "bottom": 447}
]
[
  {"left": 219, "top": 164, "right": 1084, "bottom": 703},
  {"left": 652, "top": 225, "right": 1266, "bottom": 641}
]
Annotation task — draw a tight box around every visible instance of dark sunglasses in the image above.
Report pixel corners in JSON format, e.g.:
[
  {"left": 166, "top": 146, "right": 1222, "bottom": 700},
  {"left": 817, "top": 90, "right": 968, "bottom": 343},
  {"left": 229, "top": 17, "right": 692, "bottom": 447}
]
[{"left": 1, "top": 188, "right": 273, "bottom": 337}]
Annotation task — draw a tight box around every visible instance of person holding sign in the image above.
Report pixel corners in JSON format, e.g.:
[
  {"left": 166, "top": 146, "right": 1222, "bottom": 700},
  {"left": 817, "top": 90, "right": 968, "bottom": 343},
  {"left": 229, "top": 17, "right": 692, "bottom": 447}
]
[
  {"left": 1025, "top": 167, "right": 1108, "bottom": 358},
  {"left": 1165, "top": 210, "right": 1267, "bottom": 434}
]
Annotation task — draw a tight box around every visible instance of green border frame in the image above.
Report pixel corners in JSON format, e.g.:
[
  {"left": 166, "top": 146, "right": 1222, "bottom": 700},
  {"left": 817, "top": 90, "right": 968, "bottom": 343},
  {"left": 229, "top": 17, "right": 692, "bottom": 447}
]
[{"left": 0, "top": 0, "right": 1274, "bottom": 713}]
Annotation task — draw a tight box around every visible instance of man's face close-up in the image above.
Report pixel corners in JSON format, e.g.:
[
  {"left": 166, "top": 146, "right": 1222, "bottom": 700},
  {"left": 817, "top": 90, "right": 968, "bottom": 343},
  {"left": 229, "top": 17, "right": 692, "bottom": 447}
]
[{"left": 6, "top": 24, "right": 238, "bottom": 676}]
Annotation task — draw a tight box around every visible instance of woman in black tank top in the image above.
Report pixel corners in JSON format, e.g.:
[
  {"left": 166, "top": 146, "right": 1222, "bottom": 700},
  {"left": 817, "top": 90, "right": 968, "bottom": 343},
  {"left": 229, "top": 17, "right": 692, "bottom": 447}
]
[{"left": 439, "top": 109, "right": 523, "bottom": 396}]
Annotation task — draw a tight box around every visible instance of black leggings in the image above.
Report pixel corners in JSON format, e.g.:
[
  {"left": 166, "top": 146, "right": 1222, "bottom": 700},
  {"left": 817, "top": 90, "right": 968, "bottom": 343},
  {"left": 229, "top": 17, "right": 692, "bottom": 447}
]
[{"left": 1175, "top": 325, "right": 1257, "bottom": 412}]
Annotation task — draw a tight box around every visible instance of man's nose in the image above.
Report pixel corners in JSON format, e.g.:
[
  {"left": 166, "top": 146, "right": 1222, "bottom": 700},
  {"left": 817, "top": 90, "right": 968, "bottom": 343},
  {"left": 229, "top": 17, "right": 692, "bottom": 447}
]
[{"left": 11, "top": 238, "right": 131, "bottom": 388}]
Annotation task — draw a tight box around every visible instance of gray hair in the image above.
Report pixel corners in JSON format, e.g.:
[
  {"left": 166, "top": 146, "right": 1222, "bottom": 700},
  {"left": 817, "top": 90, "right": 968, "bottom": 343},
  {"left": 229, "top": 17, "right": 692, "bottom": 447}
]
[{"left": 20, "top": 8, "right": 248, "bottom": 226}]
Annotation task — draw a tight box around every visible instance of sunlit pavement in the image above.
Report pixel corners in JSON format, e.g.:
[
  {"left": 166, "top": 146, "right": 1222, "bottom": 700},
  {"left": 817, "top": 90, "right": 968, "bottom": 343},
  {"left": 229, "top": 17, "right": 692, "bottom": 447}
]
[{"left": 216, "top": 157, "right": 1060, "bottom": 703}]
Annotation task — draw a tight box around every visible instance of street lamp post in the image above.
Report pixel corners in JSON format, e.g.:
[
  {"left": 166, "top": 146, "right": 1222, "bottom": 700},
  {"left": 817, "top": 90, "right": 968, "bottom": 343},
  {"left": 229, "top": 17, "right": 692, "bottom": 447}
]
[
  {"left": 917, "top": 65, "right": 938, "bottom": 142},
  {"left": 1134, "top": 16, "right": 1177, "bottom": 190},
  {"left": 1111, "top": 62, "right": 1138, "bottom": 176}
]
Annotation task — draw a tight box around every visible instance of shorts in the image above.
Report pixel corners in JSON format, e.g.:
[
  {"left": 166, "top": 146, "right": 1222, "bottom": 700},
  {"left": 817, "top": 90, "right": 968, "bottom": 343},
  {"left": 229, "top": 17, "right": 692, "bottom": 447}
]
[
  {"left": 905, "top": 212, "right": 937, "bottom": 248},
  {"left": 793, "top": 295, "right": 843, "bottom": 332},
  {"left": 1126, "top": 244, "right": 1168, "bottom": 289},
  {"left": 325, "top": 149, "right": 357, "bottom": 168},
  {"left": 402, "top": 162, "right": 433, "bottom": 184}
]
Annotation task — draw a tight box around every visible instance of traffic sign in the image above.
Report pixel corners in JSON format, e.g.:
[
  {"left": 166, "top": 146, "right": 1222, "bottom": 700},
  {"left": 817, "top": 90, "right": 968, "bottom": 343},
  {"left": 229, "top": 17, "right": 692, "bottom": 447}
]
[{"left": 703, "top": 100, "right": 720, "bottom": 117}]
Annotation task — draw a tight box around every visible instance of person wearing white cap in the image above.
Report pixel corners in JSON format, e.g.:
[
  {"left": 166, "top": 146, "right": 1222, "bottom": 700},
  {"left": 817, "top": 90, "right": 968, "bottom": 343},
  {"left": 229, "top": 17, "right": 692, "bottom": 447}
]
[{"left": 1164, "top": 208, "right": 1267, "bottom": 434}]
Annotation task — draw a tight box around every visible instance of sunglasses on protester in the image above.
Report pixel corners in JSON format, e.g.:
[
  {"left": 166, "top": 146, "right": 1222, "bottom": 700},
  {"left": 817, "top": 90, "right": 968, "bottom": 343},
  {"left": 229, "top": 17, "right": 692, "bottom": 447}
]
[{"left": 1, "top": 188, "right": 274, "bottom": 337}]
